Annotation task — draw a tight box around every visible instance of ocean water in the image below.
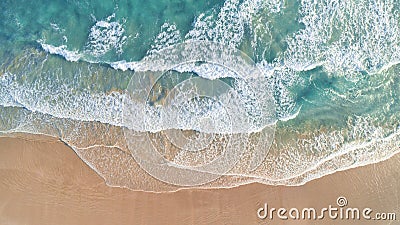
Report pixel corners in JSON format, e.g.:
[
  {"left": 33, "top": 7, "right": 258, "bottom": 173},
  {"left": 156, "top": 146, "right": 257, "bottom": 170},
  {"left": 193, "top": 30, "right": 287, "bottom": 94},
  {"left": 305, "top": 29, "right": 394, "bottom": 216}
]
[{"left": 0, "top": 0, "right": 399, "bottom": 191}]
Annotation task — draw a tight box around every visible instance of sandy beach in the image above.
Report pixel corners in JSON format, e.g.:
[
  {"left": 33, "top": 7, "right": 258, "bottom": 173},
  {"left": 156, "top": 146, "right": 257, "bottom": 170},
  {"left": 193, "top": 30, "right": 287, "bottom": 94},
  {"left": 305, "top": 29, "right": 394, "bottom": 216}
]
[{"left": 0, "top": 134, "right": 398, "bottom": 225}]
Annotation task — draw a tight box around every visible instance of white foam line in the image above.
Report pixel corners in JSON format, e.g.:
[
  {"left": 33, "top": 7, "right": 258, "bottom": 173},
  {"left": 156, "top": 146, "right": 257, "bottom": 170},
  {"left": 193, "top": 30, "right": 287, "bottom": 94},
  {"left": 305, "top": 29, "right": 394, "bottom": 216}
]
[
  {"left": 38, "top": 41, "right": 82, "bottom": 62},
  {"left": 224, "top": 129, "right": 400, "bottom": 183},
  {"left": 279, "top": 105, "right": 302, "bottom": 122}
]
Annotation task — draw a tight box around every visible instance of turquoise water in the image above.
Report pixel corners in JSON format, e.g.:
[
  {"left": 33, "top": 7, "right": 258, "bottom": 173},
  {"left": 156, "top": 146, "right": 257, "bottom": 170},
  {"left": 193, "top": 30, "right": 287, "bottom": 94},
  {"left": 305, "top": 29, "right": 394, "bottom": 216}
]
[
  {"left": 1, "top": 0, "right": 222, "bottom": 61},
  {"left": 0, "top": 0, "right": 399, "bottom": 191}
]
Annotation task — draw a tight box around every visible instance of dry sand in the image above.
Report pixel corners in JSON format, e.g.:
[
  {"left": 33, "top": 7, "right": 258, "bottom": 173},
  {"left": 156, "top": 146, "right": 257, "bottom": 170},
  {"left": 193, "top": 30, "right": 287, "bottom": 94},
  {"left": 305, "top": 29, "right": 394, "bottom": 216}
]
[{"left": 0, "top": 134, "right": 398, "bottom": 225}]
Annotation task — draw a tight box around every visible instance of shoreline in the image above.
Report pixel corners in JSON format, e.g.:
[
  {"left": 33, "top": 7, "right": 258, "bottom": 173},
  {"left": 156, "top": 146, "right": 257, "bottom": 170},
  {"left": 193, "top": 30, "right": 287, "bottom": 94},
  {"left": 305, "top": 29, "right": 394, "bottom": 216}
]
[
  {"left": 1, "top": 131, "right": 399, "bottom": 193},
  {"left": 0, "top": 134, "right": 399, "bottom": 224}
]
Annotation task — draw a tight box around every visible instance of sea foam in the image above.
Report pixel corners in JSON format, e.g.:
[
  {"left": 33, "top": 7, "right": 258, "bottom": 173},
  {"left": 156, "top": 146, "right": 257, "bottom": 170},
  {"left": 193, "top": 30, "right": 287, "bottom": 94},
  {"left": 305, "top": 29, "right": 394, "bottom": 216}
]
[{"left": 1, "top": 0, "right": 400, "bottom": 191}]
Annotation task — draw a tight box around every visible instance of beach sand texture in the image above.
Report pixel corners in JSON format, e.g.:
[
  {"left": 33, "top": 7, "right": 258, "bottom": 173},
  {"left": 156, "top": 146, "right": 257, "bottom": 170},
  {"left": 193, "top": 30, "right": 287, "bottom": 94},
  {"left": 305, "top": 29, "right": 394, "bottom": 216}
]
[{"left": 0, "top": 135, "right": 398, "bottom": 225}]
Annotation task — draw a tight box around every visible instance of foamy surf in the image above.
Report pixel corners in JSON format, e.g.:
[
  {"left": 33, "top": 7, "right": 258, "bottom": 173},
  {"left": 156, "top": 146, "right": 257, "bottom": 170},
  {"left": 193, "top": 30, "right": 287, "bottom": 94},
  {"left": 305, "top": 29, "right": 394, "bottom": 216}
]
[
  {"left": 1, "top": 0, "right": 400, "bottom": 191},
  {"left": 1, "top": 44, "right": 399, "bottom": 191},
  {"left": 39, "top": 41, "right": 82, "bottom": 62}
]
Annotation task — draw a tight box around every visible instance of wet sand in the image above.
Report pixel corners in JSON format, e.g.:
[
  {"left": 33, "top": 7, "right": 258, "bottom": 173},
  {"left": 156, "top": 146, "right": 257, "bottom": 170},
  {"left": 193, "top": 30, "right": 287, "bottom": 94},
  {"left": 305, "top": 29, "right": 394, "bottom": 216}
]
[{"left": 0, "top": 134, "right": 398, "bottom": 225}]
